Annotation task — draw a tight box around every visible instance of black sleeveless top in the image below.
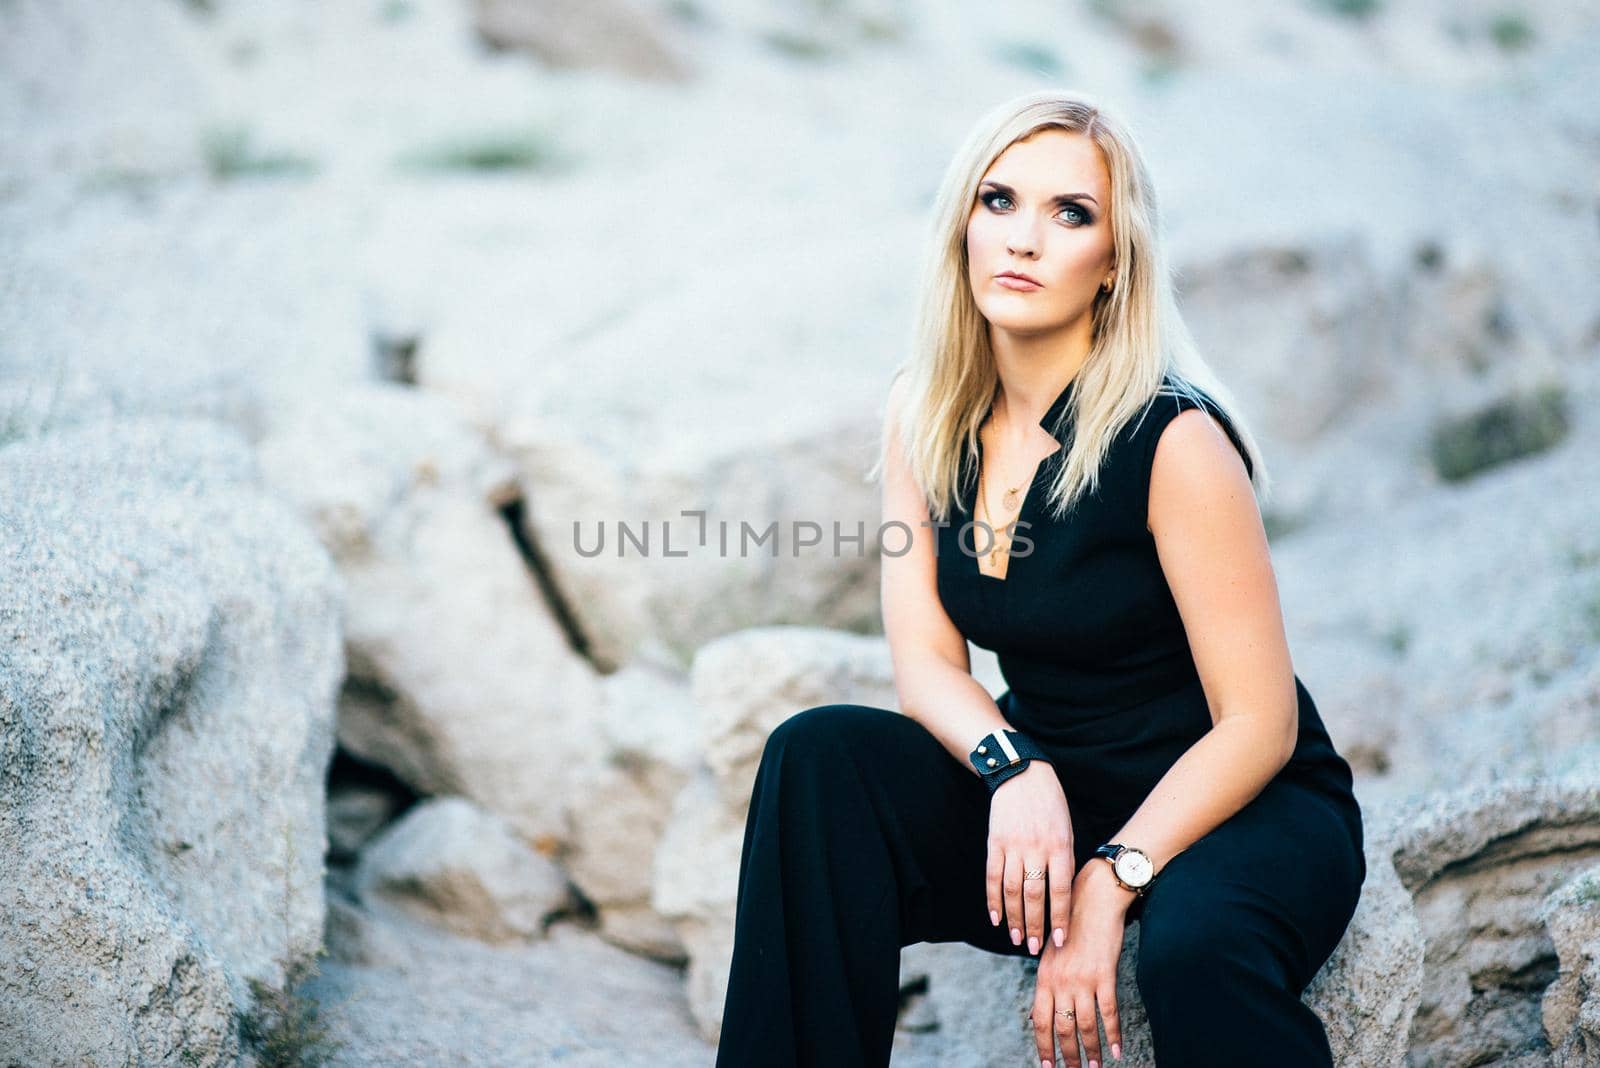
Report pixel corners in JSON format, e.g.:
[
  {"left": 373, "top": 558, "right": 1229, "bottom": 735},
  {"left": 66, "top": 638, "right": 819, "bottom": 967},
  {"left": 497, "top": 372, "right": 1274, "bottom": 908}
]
[{"left": 934, "top": 373, "right": 1362, "bottom": 847}]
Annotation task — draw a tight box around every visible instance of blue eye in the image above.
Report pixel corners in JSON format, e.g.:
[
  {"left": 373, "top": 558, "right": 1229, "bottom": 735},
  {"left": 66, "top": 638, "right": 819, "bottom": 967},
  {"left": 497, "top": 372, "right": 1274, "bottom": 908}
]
[{"left": 980, "top": 190, "right": 1092, "bottom": 226}]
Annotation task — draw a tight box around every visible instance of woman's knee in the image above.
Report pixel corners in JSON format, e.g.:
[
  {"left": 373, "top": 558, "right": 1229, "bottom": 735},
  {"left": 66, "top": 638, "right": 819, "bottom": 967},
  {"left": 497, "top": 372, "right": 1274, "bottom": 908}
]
[
  {"left": 762, "top": 703, "right": 898, "bottom": 764},
  {"left": 1135, "top": 907, "right": 1224, "bottom": 993}
]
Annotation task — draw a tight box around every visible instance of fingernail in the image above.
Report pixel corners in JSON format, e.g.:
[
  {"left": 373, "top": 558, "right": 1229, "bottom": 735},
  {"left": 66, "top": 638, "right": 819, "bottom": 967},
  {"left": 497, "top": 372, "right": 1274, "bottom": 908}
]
[
  {"left": 1054, "top": 926, "right": 1064, "bottom": 947},
  {"left": 1113, "top": 1044, "right": 1122, "bottom": 1060},
  {"left": 990, "top": 909, "right": 999, "bottom": 926},
  {"left": 1090, "top": 1061, "right": 1099, "bottom": 1068},
  {"left": 1042, "top": 1060, "right": 1052, "bottom": 1068},
  {"left": 1011, "top": 927, "right": 1021, "bottom": 945},
  {"left": 1028, "top": 935, "right": 1039, "bottom": 954}
]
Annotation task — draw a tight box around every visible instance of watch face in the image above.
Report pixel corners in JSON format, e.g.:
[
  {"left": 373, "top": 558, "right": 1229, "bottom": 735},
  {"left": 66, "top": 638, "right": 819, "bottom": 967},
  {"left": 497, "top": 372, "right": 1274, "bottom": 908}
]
[{"left": 1114, "top": 848, "right": 1153, "bottom": 887}]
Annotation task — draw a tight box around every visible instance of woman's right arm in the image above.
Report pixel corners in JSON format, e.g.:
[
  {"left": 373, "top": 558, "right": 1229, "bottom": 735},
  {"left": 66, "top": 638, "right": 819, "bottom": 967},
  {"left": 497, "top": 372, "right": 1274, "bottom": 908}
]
[
  {"left": 877, "top": 373, "right": 1015, "bottom": 770},
  {"left": 878, "top": 373, "right": 1077, "bottom": 956}
]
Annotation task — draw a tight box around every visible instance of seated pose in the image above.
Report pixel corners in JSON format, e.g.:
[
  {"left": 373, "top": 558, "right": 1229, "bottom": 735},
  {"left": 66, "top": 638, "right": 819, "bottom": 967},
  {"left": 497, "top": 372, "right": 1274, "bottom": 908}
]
[{"left": 715, "top": 88, "right": 1366, "bottom": 1068}]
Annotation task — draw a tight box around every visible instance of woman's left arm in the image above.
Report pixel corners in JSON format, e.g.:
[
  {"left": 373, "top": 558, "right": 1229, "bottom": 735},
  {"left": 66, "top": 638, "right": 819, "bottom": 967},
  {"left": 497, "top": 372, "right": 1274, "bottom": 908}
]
[{"left": 1085, "top": 407, "right": 1299, "bottom": 906}]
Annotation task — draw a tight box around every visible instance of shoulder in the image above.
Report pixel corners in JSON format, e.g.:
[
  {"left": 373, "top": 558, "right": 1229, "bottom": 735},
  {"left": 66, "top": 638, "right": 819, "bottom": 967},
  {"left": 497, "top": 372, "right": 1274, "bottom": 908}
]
[
  {"left": 1135, "top": 380, "right": 1253, "bottom": 480},
  {"left": 1131, "top": 379, "right": 1256, "bottom": 533}
]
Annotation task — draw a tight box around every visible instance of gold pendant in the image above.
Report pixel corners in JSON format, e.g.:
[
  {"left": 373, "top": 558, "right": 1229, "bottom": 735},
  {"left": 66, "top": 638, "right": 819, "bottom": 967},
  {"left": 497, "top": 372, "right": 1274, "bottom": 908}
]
[{"left": 1003, "top": 486, "right": 1021, "bottom": 511}]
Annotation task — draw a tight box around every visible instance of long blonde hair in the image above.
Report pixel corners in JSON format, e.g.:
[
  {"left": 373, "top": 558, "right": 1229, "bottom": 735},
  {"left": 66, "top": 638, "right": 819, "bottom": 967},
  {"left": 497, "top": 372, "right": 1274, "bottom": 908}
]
[{"left": 870, "top": 88, "right": 1270, "bottom": 522}]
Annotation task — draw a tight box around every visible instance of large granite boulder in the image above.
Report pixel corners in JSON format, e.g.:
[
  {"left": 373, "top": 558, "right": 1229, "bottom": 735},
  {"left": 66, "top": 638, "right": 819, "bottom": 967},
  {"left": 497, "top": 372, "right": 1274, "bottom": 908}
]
[{"left": 0, "top": 419, "right": 342, "bottom": 1066}]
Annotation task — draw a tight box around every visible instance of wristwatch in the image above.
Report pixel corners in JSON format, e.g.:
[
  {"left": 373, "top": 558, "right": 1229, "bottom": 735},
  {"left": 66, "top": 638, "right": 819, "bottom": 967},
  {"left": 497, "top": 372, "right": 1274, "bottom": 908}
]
[
  {"left": 968, "top": 728, "right": 1051, "bottom": 795},
  {"left": 1093, "top": 843, "right": 1155, "bottom": 896}
]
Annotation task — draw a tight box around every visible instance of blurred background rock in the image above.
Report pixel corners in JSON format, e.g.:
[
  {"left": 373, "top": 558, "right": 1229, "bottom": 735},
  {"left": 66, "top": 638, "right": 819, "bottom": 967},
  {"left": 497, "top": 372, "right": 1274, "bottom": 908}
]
[{"left": 1, "top": 0, "right": 1597, "bottom": 1064}]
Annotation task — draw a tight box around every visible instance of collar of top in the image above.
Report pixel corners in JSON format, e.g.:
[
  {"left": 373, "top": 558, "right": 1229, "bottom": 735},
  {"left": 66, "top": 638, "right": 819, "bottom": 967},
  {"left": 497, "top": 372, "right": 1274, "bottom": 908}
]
[
  {"left": 1037, "top": 374, "right": 1079, "bottom": 434},
  {"left": 986, "top": 374, "right": 1080, "bottom": 435}
]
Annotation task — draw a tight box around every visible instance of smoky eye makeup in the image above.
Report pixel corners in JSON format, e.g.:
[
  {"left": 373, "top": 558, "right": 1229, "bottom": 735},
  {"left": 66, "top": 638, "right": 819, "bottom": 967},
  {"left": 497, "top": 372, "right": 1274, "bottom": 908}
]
[{"left": 978, "top": 189, "right": 1094, "bottom": 226}]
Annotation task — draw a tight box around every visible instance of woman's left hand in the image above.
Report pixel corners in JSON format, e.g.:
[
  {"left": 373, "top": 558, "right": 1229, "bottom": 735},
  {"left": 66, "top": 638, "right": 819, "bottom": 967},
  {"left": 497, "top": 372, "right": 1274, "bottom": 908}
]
[{"left": 1029, "top": 861, "right": 1135, "bottom": 1067}]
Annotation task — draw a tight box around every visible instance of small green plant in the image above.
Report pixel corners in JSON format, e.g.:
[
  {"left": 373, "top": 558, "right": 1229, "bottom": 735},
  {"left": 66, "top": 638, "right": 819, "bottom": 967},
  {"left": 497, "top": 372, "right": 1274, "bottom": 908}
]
[
  {"left": 1573, "top": 874, "right": 1600, "bottom": 906},
  {"left": 1428, "top": 383, "right": 1569, "bottom": 482},
  {"left": 236, "top": 822, "right": 347, "bottom": 1067},
  {"left": 201, "top": 123, "right": 318, "bottom": 182},
  {"left": 395, "top": 126, "right": 563, "bottom": 174},
  {"left": 1311, "top": 0, "right": 1382, "bottom": 18},
  {"left": 994, "top": 41, "right": 1065, "bottom": 77},
  {"left": 761, "top": 29, "right": 833, "bottom": 61},
  {"left": 1489, "top": 13, "right": 1534, "bottom": 52},
  {"left": 1582, "top": 593, "right": 1600, "bottom": 645},
  {"left": 1261, "top": 508, "right": 1309, "bottom": 543},
  {"left": 1380, "top": 621, "right": 1412, "bottom": 657},
  {"left": 376, "top": 0, "right": 414, "bottom": 25}
]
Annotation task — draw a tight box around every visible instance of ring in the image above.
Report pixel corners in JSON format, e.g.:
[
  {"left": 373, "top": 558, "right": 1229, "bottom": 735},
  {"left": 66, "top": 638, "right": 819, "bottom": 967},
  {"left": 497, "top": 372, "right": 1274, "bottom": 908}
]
[
  {"left": 1056, "top": 1008, "right": 1075, "bottom": 1018},
  {"left": 1024, "top": 868, "right": 1046, "bottom": 879}
]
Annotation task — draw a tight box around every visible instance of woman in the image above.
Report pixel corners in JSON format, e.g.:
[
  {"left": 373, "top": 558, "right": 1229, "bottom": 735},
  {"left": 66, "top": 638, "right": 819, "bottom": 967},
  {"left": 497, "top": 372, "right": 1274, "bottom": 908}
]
[{"left": 715, "top": 89, "right": 1366, "bottom": 1068}]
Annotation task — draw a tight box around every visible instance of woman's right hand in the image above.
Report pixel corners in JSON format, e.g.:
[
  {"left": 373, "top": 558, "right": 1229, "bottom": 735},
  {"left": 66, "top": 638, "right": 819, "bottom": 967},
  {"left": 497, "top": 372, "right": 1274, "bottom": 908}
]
[{"left": 986, "top": 760, "right": 1076, "bottom": 956}]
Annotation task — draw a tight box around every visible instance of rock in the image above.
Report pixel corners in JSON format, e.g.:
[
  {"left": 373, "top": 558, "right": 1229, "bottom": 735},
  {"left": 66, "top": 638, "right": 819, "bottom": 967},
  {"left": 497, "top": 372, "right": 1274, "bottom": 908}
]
[
  {"left": 355, "top": 797, "right": 573, "bottom": 944},
  {"left": 1274, "top": 406, "right": 1600, "bottom": 813},
  {"left": 306, "top": 905, "right": 715, "bottom": 1064},
  {"left": 652, "top": 768, "right": 748, "bottom": 1033},
  {"left": 259, "top": 383, "right": 607, "bottom": 849},
  {"left": 1383, "top": 773, "right": 1600, "bottom": 1064},
  {"left": 1541, "top": 863, "right": 1600, "bottom": 1066},
  {"left": 470, "top": 0, "right": 693, "bottom": 82},
  {"left": 326, "top": 782, "right": 408, "bottom": 864},
  {"left": 562, "top": 660, "right": 702, "bottom": 961},
  {"left": 692, "top": 625, "right": 900, "bottom": 811},
  {"left": 0, "top": 419, "right": 342, "bottom": 1067}
]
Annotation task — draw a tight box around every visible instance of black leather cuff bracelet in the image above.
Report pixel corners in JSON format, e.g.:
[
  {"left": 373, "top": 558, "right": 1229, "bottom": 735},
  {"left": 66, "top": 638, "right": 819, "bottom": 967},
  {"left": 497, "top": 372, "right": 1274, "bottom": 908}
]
[{"left": 968, "top": 728, "right": 1052, "bottom": 795}]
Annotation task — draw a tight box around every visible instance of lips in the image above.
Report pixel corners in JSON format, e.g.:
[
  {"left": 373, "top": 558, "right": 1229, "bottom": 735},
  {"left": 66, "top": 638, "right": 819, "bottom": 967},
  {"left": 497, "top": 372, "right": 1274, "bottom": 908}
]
[{"left": 995, "top": 271, "right": 1042, "bottom": 290}]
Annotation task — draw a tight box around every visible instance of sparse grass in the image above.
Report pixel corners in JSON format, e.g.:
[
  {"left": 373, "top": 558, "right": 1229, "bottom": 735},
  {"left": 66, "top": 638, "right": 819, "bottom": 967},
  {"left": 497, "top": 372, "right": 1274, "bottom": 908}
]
[
  {"left": 664, "top": 0, "right": 705, "bottom": 25},
  {"left": 1261, "top": 508, "right": 1309, "bottom": 542},
  {"left": 1564, "top": 543, "right": 1600, "bottom": 571},
  {"left": 761, "top": 29, "right": 833, "bottom": 61},
  {"left": 994, "top": 41, "right": 1065, "bottom": 77},
  {"left": 236, "top": 822, "right": 348, "bottom": 1067},
  {"left": 395, "top": 126, "right": 564, "bottom": 174},
  {"left": 857, "top": 14, "right": 905, "bottom": 43},
  {"left": 1582, "top": 593, "right": 1600, "bottom": 645},
  {"left": 0, "top": 359, "right": 68, "bottom": 448},
  {"left": 201, "top": 123, "right": 318, "bottom": 182},
  {"left": 1139, "top": 57, "right": 1181, "bottom": 87},
  {"left": 1489, "top": 13, "right": 1534, "bottom": 52},
  {"left": 376, "top": 0, "right": 413, "bottom": 25},
  {"left": 1572, "top": 873, "right": 1600, "bottom": 906},
  {"left": 1311, "top": 0, "right": 1382, "bottom": 19},
  {"left": 1427, "top": 383, "right": 1569, "bottom": 482},
  {"left": 1380, "top": 621, "right": 1413, "bottom": 657}
]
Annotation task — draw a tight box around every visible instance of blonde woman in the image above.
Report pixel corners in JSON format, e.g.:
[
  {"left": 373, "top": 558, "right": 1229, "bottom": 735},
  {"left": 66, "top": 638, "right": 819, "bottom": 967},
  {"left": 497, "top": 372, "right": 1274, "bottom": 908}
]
[{"left": 715, "top": 89, "right": 1365, "bottom": 1068}]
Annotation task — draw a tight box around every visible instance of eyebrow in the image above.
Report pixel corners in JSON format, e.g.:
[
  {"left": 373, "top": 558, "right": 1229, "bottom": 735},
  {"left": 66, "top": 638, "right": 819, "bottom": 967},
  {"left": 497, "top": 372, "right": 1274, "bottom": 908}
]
[{"left": 978, "top": 180, "right": 1099, "bottom": 207}]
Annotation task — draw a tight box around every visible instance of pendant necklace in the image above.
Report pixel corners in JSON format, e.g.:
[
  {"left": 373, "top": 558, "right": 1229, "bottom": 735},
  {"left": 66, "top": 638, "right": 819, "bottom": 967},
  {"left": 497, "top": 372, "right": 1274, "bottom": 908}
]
[{"left": 977, "top": 445, "right": 1025, "bottom": 568}]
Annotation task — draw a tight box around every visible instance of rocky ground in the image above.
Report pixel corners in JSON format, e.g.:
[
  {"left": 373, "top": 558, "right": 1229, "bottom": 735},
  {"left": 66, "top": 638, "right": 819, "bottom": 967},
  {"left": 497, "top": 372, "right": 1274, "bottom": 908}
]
[{"left": 3, "top": 0, "right": 1598, "bottom": 1064}]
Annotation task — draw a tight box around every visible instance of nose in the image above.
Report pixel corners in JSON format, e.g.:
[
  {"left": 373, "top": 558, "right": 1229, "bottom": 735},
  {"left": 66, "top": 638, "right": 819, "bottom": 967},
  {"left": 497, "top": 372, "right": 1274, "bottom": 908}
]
[{"left": 1005, "top": 220, "right": 1039, "bottom": 258}]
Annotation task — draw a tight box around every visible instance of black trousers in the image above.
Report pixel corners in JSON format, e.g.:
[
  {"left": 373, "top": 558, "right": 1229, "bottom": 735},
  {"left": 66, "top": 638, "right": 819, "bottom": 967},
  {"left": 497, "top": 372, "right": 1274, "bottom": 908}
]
[{"left": 714, "top": 704, "right": 1366, "bottom": 1067}]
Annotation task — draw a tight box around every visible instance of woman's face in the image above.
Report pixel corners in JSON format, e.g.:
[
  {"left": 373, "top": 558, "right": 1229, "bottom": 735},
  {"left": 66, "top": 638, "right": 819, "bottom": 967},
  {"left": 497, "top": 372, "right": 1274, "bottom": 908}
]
[{"left": 965, "top": 129, "right": 1115, "bottom": 338}]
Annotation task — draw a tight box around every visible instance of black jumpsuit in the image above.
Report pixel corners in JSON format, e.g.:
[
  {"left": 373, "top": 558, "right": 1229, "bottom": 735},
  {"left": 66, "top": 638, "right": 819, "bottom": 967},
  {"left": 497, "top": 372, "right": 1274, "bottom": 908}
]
[{"left": 715, "top": 374, "right": 1367, "bottom": 1067}]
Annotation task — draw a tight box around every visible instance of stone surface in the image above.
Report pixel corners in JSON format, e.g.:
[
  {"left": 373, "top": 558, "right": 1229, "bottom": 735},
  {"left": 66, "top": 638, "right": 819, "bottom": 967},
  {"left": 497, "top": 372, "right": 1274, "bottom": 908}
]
[
  {"left": 1383, "top": 774, "right": 1600, "bottom": 1065},
  {"left": 355, "top": 796, "right": 573, "bottom": 944},
  {"left": 1541, "top": 864, "right": 1600, "bottom": 1066},
  {"left": 259, "top": 384, "right": 607, "bottom": 849},
  {"left": 0, "top": 419, "right": 342, "bottom": 1067}
]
